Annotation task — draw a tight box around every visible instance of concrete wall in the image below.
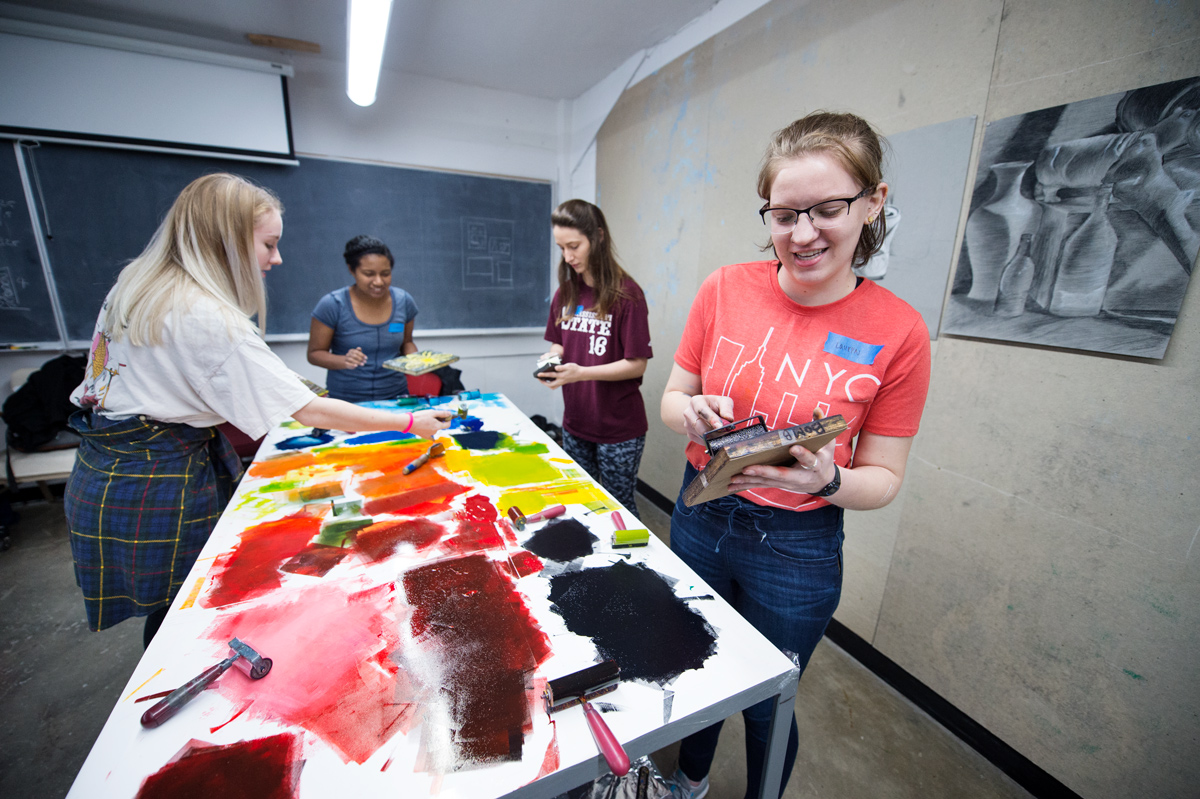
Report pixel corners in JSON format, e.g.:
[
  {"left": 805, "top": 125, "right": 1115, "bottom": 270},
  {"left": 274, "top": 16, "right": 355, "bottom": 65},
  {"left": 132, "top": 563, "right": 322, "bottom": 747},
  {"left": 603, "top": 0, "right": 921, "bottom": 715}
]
[{"left": 596, "top": 0, "right": 1200, "bottom": 796}]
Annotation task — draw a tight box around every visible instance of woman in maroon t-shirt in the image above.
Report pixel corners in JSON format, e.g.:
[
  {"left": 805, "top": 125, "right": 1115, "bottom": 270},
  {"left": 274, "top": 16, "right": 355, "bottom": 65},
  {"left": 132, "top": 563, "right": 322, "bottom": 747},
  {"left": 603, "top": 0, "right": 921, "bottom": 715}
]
[{"left": 538, "top": 200, "right": 653, "bottom": 517}]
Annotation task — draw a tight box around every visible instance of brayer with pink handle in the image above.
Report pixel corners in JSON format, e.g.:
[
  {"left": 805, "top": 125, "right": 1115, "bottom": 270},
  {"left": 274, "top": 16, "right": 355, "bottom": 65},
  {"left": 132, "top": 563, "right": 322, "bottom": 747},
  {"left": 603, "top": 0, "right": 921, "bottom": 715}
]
[{"left": 507, "top": 504, "right": 566, "bottom": 531}]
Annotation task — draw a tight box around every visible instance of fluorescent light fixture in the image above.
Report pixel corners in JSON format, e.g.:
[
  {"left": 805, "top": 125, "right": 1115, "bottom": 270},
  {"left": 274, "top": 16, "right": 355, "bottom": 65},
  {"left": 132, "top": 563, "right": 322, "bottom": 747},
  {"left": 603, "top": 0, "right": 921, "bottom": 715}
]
[{"left": 346, "top": 0, "right": 393, "bottom": 106}]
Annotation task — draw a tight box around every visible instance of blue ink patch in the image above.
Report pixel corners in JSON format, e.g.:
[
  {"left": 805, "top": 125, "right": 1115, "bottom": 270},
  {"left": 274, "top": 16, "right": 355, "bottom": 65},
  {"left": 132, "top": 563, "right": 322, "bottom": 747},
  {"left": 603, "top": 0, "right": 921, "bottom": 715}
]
[
  {"left": 345, "top": 431, "right": 413, "bottom": 445},
  {"left": 824, "top": 333, "right": 883, "bottom": 365}
]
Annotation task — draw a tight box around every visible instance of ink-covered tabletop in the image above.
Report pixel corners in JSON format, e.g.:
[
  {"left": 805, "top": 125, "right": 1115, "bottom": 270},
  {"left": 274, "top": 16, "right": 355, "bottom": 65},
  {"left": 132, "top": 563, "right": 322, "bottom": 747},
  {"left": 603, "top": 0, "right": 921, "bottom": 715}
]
[{"left": 68, "top": 393, "right": 799, "bottom": 799}]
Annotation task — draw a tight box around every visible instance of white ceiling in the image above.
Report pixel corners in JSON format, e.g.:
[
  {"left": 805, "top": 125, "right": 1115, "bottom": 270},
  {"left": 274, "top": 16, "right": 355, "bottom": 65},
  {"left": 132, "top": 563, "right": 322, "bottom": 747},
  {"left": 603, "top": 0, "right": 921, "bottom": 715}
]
[{"left": 1, "top": 0, "right": 720, "bottom": 100}]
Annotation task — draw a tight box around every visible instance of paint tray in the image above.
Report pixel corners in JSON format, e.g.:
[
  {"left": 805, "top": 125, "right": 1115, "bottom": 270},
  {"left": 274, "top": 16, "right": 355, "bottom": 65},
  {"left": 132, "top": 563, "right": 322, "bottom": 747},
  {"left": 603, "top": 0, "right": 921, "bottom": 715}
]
[
  {"left": 383, "top": 351, "right": 460, "bottom": 375},
  {"left": 683, "top": 415, "right": 849, "bottom": 506}
]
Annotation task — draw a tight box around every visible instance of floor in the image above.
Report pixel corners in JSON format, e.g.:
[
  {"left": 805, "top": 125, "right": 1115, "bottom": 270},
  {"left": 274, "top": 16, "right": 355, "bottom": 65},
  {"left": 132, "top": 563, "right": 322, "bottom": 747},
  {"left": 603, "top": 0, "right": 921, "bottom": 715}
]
[{"left": 0, "top": 494, "right": 1034, "bottom": 799}]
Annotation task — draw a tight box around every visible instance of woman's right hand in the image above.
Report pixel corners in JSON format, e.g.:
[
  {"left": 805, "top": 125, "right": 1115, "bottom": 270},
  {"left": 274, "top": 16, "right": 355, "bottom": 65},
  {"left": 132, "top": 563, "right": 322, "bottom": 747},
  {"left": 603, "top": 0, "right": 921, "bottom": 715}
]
[
  {"left": 409, "top": 410, "right": 454, "bottom": 440},
  {"left": 681, "top": 394, "right": 735, "bottom": 447},
  {"left": 342, "top": 347, "right": 367, "bottom": 369}
]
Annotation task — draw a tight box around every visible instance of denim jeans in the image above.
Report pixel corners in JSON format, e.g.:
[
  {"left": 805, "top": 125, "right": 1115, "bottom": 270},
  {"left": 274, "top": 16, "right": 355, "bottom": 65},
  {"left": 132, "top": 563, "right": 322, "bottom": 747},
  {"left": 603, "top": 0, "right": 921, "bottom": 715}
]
[{"left": 670, "top": 463, "right": 844, "bottom": 799}]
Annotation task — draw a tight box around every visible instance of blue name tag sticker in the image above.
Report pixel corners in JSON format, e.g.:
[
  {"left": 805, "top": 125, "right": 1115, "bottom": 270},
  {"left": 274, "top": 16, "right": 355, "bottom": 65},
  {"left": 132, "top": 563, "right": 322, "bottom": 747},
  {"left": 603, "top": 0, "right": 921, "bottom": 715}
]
[
  {"left": 823, "top": 332, "right": 883, "bottom": 365},
  {"left": 388, "top": 322, "right": 405, "bottom": 333},
  {"left": 576, "top": 305, "right": 585, "bottom": 315}
]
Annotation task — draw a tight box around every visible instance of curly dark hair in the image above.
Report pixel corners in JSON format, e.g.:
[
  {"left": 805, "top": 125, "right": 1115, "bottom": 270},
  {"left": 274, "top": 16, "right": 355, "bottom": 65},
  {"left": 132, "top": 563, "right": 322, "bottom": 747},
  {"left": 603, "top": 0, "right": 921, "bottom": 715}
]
[{"left": 343, "top": 234, "right": 395, "bottom": 270}]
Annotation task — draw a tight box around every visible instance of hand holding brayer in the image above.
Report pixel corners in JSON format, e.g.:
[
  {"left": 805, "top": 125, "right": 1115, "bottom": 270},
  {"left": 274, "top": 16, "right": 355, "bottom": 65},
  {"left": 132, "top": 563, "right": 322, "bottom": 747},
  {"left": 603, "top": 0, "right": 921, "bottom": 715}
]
[{"left": 680, "top": 394, "right": 735, "bottom": 447}]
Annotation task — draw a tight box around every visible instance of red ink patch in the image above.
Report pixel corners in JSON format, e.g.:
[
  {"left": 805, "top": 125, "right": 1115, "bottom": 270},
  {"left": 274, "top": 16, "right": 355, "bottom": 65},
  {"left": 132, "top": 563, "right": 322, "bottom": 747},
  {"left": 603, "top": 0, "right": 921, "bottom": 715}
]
[
  {"left": 206, "top": 582, "right": 415, "bottom": 765},
  {"left": 355, "top": 518, "right": 444, "bottom": 560},
  {"left": 202, "top": 514, "right": 321, "bottom": 608},
  {"left": 403, "top": 552, "right": 551, "bottom": 766},
  {"left": 135, "top": 732, "right": 301, "bottom": 799},
  {"left": 280, "top": 544, "right": 348, "bottom": 577}
]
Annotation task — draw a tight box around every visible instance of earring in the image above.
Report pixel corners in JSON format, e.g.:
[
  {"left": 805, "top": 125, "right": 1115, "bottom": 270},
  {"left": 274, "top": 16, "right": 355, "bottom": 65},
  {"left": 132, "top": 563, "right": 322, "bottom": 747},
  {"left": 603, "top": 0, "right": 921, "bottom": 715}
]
[{"left": 866, "top": 215, "right": 876, "bottom": 225}]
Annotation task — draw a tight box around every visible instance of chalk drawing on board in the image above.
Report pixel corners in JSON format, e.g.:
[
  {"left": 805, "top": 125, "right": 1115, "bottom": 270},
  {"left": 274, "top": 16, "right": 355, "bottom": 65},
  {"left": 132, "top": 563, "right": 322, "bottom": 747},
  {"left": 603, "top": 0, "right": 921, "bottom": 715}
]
[
  {"left": 462, "top": 217, "right": 515, "bottom": 289},
  {"left": 0, "top": 266, "right": 28, "bottom": 310},
  {"left": 943, "top": 75, "right": 1200, "bottom": 359},
  {"left": 1, "top": 197, "right": 20, "bottom": 248}
]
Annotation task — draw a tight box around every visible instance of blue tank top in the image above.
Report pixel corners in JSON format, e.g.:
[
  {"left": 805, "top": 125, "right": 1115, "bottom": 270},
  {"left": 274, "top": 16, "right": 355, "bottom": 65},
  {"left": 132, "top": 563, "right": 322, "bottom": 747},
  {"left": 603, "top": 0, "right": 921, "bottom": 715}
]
[{"left": 311, "top": 286, "right": 419, "bottom": 402}]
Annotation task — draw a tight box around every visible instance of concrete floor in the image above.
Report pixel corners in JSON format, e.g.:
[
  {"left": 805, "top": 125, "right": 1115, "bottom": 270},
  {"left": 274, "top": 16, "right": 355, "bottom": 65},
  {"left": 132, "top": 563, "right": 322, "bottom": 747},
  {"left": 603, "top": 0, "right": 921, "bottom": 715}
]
[{"left": 0, "top": 495, "right": 1033, "bottom": 799}]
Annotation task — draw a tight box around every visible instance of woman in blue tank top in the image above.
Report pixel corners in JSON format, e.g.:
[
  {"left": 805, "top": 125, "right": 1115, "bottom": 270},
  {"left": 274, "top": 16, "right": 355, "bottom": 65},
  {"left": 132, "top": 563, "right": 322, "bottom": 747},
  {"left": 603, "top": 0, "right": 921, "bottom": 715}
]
[{"left": 307, "top": 235, "right": 420, "bottom": 402}]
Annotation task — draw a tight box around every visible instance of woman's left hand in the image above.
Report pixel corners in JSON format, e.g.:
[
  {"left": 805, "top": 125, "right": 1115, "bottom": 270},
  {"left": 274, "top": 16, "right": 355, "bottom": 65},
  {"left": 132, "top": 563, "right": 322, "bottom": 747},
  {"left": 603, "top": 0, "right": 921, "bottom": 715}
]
[{"left": 728, "top": 439, "right": 837, "bottom": 494}]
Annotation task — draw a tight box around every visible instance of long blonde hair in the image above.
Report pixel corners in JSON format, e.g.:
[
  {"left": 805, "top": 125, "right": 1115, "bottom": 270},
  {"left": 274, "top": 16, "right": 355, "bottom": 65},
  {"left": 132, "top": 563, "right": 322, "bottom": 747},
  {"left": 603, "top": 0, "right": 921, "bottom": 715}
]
[{"left": 106, "top": 173, "right": 281, "bottom": 345}]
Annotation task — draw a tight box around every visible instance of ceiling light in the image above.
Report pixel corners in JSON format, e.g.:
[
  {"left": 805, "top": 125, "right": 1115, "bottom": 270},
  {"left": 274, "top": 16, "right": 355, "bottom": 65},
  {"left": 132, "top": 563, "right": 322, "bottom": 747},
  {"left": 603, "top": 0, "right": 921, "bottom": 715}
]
[{"left": 346, "top": 0, "right": 392, "bottom": 107}]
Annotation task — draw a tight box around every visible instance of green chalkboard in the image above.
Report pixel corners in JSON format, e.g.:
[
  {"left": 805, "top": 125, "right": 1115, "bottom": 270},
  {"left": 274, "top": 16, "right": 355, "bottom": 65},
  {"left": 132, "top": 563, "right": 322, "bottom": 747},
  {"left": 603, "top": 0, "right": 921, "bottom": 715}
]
[
  {"left": 16, "top": 142, "right": 552, "bottom": 343},
  {"left": 0, "top": 143, "right": 61, "bottom": 344}
]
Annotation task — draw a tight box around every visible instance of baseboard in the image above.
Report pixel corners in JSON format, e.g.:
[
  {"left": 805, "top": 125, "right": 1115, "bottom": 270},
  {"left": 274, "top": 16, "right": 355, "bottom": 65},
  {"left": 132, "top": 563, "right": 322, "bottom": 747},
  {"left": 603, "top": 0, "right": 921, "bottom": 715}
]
[
  {"left": 636, "top": 478, "right": 675, "bottom": 516},
  {"left": 634, "top": 478, "right": 1081, "bottom": 799},
  {"left": 823, "top": 620, "right": 1082, "bottom": 799}
]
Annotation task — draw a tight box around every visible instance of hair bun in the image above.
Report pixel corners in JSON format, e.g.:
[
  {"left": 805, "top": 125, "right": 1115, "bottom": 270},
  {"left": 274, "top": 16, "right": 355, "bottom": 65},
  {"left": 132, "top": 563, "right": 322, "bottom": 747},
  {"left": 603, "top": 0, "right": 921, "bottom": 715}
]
[{"left": 343, "top": 235, "right": 394, "bottom": 268}]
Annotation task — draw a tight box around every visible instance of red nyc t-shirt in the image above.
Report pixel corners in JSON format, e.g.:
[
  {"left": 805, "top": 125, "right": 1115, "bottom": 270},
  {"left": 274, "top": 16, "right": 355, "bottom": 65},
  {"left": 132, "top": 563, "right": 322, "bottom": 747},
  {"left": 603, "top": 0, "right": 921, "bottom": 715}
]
[
  {"left": 675, "top": 261, "right": 931, "bottom": 510},
  {"left": 544, "top": 280, "right": 654, "bottom": 443}
]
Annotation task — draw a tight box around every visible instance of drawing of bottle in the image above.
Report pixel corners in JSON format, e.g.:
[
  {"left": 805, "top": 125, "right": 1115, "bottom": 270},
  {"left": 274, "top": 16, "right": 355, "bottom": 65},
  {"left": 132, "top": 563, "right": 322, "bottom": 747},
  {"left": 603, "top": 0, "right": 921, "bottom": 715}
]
[
  {"left": 1048, "top": 185, "right": 1117, "bottom": 317},
  {"left": 993, "top": 234, "right": 1035, "bottom": 316},
  {"left": 964, "top": 161, "right": 1040, "bottom": 303}
]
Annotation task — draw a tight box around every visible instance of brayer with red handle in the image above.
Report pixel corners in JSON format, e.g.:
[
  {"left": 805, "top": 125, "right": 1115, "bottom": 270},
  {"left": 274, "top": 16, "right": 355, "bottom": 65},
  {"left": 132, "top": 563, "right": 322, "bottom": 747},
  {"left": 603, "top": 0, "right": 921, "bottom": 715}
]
[{"left": 141, "top": 637, "right": 272, "bottom": 728}]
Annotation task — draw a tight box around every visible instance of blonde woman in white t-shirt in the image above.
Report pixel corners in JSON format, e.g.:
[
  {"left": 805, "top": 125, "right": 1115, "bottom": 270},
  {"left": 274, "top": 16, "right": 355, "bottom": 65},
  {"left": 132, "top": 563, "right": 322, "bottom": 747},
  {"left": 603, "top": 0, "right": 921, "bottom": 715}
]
[{"left": 65, "top": 173, "right": 451, "bottom": 646}]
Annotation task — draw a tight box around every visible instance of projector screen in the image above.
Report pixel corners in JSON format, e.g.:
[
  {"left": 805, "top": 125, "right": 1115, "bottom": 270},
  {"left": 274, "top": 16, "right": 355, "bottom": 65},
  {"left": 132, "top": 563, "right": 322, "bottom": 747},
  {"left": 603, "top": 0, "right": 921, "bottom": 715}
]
[{"left": 0, "top": 27, "right": 294, "bottom": 161}]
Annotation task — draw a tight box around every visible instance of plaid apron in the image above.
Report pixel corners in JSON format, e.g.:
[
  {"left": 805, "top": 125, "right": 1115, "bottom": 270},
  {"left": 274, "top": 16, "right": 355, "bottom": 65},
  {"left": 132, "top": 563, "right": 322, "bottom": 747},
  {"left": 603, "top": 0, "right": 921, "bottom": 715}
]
[{"left": 64, "top": 410, "right": 242, "bottom": 631}]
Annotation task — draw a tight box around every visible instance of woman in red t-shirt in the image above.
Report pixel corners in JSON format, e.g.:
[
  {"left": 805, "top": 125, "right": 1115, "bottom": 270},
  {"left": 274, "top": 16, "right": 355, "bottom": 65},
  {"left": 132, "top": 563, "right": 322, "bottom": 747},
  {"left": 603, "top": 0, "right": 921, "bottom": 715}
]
[
  {"left": 538, "top": 200, "right": 654, "bottom": 517},
  {"left": 660, "top": 113, "right": 931, "bottom": 798}
]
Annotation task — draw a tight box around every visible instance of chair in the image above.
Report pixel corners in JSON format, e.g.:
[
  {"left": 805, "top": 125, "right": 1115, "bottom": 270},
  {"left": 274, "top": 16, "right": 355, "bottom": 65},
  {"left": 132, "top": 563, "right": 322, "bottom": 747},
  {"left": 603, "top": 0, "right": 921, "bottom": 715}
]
[{"left": 405, "top": 372, "right": 442, "bottom": 397}]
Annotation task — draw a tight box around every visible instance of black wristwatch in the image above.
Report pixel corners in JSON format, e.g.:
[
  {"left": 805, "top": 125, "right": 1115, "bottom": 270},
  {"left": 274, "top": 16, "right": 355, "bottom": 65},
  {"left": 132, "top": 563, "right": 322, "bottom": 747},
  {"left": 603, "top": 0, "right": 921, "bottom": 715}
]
[{"left": 810, "top": 464, "right": 841, "bottom": 497}]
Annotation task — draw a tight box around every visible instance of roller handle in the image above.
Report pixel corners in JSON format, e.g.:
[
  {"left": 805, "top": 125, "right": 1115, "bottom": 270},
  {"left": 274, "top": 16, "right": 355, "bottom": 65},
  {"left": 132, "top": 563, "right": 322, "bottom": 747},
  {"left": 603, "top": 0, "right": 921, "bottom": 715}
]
[
  {"left": 582, "top": 699, "right": 630, "bottom": 776},
  {"left": 529, "top": 504, "right": 567, "bottom": 523},
  {"left": 140, "top": 657, "right": 235, "bottom": 728}
]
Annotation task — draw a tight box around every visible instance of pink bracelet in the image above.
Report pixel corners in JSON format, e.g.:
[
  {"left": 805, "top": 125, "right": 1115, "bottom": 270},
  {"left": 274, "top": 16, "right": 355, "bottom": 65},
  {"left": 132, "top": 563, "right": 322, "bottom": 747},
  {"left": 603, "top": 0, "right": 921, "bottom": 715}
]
[{"left": 403, "top": 412, "right": 414, "bottom": 434}]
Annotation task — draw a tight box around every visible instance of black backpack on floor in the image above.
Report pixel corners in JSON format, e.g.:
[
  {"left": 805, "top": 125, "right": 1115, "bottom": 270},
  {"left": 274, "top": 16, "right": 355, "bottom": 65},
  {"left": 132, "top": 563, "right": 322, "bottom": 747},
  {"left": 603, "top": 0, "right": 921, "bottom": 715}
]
[{"left": 2, "top": 354, "right": 87, "bottom": 453}]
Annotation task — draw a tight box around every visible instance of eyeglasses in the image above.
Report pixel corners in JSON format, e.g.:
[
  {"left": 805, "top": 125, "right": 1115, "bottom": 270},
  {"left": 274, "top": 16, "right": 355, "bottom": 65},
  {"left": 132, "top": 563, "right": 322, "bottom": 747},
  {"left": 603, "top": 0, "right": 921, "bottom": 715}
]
[{"left": 759, "top": 186, "right": 874, "bottom": 233}]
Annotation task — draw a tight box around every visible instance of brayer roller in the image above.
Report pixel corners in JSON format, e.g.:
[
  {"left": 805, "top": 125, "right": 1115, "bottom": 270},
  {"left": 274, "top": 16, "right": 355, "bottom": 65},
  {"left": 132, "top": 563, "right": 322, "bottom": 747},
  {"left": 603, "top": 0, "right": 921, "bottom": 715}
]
[
  {"left": 141, "top": 637, "right": 272, "bottom": 728},
  {"left": 508, "top": 504, "right": 566, "bottom": 532},
  {"left": 546, "top": 659, "right": 630, "bottom": 776}
]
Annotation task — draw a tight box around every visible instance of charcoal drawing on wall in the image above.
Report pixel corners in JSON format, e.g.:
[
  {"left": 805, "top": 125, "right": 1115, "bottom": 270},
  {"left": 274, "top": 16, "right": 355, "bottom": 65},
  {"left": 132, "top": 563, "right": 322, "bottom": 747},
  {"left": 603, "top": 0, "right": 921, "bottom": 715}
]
[{"left": 942, "top": 76, "right": 1200, "bottom": 358}]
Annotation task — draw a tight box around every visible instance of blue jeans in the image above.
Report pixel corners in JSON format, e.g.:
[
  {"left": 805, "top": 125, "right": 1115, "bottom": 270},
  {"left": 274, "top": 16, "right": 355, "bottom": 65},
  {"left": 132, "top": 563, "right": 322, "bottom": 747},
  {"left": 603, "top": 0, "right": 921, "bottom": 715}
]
[{"left": 670, "top": 463, "right": 844, "bottom": 799}]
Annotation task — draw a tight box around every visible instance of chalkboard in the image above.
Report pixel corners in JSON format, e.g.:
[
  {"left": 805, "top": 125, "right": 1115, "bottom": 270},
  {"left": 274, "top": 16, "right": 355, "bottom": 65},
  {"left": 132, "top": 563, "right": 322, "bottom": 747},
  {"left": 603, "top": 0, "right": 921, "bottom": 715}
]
[
  {"left": 16, "top": 142, "right": 552, "bottom": 342},
  {"left": 0, "top": 144, "right": 61, "bottom": 344}
]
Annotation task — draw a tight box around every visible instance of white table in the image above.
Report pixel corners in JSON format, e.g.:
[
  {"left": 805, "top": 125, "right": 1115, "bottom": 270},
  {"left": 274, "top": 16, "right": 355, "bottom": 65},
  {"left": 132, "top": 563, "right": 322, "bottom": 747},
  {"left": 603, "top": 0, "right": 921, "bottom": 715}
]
[{"left": 69, "top": 393, "right": 798, "bottom": 798}]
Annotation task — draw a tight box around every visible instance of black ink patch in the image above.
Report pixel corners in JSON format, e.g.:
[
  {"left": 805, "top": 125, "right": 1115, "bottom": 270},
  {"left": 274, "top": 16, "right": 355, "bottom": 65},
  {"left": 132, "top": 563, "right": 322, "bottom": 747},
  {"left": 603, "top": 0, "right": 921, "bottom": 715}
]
[
  {"left": 452, "top": 431, "right": 505, "bottom": 450},
  {"left": 548, "top": 560, "right": 717, "bottom": 685},
  {"left": 524, "top": 518, "right": 597, "bottom": 562}
]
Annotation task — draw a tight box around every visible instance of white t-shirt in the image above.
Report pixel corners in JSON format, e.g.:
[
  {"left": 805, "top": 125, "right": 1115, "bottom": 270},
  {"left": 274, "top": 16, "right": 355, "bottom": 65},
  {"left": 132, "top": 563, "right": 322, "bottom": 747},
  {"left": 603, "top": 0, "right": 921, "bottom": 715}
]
[{"left": 71, "top": 292, "right": 315, "bottom": 441}]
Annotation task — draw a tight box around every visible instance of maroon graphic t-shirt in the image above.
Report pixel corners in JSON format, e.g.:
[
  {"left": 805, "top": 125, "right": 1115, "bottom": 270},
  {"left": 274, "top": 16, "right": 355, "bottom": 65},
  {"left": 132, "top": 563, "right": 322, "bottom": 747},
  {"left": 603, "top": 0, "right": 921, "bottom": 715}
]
[{"left": 543, "top": 280, "right": 653, "bottom": 443}]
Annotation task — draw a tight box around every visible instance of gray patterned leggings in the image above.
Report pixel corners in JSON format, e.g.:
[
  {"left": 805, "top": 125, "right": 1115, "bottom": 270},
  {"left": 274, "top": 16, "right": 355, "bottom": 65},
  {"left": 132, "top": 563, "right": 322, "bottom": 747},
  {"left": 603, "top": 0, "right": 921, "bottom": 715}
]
[{"left": 561, "top": 430, "right": 645, "bottom": 520}]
